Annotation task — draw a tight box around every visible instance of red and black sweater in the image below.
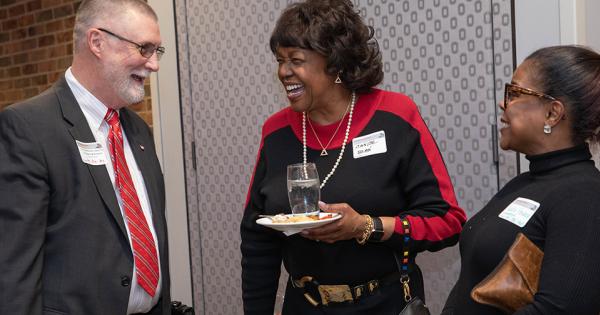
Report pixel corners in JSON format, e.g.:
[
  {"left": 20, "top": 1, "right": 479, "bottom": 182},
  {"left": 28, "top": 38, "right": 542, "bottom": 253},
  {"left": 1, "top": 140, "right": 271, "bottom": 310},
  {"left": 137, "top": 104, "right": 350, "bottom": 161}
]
[{"left": 240, "top": 89, "right": 466, "bottom": 314}]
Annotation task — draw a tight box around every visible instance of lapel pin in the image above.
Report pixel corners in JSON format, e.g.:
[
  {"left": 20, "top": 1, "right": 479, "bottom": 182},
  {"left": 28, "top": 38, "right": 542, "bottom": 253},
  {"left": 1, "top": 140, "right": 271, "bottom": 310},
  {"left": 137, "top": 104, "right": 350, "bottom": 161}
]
[{"left": 140, "top": 144, "right": 145, "bottom": 151}]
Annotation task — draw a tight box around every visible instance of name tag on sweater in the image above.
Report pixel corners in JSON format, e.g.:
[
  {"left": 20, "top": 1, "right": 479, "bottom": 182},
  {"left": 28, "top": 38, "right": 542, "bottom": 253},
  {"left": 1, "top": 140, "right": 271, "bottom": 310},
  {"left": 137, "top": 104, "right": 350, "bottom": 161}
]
[
  {"left": 352, "top": 131, "right": 387, "bottom": 159},
  {"left": 76, "top": 140, "right": 107, "bottom": 165},
  {"left": 498, "top": 197, "right": 540, "bottom": 227}
]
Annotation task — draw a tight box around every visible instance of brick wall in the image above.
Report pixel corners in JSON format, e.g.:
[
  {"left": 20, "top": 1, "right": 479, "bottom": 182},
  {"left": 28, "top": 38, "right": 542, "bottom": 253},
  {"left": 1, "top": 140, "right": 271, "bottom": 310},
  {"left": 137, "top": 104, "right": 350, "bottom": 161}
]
[{"left": 0, "top": 0, "right": 153, "bottom": 126}]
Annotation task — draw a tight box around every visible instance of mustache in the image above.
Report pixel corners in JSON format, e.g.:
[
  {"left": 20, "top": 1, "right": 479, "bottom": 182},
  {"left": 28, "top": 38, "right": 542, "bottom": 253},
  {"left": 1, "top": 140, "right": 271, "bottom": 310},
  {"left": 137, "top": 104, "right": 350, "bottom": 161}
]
[{"left": 132, "top": 71, "right": 151, "bottom": 78}]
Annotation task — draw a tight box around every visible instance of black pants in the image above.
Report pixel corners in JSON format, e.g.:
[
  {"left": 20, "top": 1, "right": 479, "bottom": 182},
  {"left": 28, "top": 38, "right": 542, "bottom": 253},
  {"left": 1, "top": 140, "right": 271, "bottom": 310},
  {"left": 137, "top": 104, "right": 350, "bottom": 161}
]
[{"left": 282, "top": 268, "right": 425, "bottom": 315}]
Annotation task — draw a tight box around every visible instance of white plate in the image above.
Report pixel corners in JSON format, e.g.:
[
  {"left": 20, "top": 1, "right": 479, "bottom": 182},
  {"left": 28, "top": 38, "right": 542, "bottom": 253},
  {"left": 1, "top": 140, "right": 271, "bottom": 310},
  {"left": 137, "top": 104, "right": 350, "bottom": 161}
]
[{"left": 256, "top": 213, "right": 341, "bottom": 235}]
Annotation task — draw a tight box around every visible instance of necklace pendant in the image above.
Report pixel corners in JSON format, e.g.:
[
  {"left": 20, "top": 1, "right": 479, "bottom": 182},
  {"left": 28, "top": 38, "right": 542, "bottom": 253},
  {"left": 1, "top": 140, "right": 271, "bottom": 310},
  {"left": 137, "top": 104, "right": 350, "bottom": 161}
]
[{"left": 320, "top": 149, "right": 328, "bottom": 156}]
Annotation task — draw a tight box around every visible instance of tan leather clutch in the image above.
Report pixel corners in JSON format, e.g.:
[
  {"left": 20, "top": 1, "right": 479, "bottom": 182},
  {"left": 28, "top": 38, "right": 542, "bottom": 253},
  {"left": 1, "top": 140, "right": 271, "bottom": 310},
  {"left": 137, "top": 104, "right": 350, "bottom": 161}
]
[{"left": 471, "top": 233, "right": 543, "bottom": 314}]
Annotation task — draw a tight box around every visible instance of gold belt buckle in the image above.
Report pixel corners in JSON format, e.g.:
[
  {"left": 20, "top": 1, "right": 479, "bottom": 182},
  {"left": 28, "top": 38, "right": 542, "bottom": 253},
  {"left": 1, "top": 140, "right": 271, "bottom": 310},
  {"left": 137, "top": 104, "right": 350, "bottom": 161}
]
[
  {"left": 293, "top": 276, "right": 321, "bottom": 307},
  {"left": 317, "top": 285, "right": 353, "bottom": 305},
  {"left": 367, "top": 280, "right": 379, "bottom": 293},
  {"left": 293, "top": 276, "right": 382, "bottom": 306}
]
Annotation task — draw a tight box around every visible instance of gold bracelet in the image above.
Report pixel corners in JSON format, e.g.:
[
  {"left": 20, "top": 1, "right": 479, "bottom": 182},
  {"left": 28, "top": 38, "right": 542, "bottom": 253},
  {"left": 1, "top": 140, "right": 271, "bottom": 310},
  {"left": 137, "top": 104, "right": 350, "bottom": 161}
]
[{"left": 356, "top": 215, "right": 373, "bottom": 245}]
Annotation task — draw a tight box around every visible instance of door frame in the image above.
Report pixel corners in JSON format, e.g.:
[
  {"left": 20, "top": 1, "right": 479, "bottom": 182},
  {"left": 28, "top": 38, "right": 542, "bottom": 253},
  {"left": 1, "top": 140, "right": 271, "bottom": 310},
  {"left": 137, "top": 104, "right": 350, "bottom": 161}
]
[{"left": 148, "top": 0, "right": 193, "bottom": 307}]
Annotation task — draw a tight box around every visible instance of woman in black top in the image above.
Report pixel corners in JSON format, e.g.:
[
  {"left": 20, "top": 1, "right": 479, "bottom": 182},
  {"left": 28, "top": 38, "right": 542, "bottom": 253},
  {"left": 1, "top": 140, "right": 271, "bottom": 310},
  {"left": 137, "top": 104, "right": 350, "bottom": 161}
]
[
  {"left": 443, "top": 46, "right": 600, "bottom": 314},
  {"left": 240, "top": 0, "right": 466, "bottom": 314}
]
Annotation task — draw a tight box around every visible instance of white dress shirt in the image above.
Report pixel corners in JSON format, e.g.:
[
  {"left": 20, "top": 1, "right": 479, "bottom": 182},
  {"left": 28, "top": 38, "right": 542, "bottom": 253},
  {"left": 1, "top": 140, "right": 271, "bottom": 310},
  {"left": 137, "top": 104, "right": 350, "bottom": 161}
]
[{"left": 65, "top": 68, "right": 162, "bottom": 314}]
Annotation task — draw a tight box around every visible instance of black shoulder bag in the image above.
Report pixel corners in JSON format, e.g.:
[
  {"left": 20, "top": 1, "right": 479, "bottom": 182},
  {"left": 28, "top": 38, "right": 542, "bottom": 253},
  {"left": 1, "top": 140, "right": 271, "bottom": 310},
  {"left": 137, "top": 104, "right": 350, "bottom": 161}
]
[{"left": 171, "top": 301, "right": 194, "bottom": 315}]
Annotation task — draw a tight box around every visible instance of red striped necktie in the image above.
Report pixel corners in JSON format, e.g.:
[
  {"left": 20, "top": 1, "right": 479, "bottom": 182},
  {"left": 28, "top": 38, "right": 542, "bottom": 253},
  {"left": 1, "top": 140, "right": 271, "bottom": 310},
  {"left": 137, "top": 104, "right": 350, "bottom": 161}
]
[{"left": 104, "top": 109, "right": 159, "bottom": 297}]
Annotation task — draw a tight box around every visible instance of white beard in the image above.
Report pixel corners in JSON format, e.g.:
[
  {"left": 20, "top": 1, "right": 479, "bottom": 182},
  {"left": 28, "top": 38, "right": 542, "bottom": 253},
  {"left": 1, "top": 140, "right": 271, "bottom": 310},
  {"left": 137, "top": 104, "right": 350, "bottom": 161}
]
[{"left": 102, "top": 64, "right": 148, "bottom": 106}]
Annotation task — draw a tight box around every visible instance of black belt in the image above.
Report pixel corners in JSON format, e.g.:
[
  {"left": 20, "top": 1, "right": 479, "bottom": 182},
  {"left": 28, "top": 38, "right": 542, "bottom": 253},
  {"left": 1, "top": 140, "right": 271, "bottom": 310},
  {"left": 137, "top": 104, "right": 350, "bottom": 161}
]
[{"left": 290, "top": 271, "right": 401, "bottom": 306}]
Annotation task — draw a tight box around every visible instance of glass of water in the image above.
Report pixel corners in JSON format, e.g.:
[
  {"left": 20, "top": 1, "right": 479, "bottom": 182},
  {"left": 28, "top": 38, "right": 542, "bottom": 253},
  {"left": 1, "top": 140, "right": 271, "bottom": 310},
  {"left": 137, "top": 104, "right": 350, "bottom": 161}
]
[{"left": 287, "top": 163, "right": 321, "bottom": 216}]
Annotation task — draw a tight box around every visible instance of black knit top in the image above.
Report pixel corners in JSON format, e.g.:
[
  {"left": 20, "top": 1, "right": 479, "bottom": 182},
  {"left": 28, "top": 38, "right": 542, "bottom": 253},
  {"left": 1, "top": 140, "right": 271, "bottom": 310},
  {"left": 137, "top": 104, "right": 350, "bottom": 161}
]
[{"left": 443, "top": 144, "right": 600, "bottom": 315}]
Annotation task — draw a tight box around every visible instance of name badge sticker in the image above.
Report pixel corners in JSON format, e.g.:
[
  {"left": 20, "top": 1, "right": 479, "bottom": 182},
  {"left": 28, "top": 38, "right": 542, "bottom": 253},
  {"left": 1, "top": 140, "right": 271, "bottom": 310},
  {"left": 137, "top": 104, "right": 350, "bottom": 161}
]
[
  {"left": 498, "top": 197, "right": 540, "bottom": 227},
  {"left": 76, "top": 140, "right": 107, "bottom": 166},
  {"left": 352, "top": 130, "right": 387, "bottom": 159}
]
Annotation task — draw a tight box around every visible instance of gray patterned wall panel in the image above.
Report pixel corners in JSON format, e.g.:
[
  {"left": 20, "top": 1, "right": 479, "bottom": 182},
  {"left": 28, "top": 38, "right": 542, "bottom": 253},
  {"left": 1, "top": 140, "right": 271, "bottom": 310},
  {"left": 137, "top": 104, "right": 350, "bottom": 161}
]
[
  {"left": 176, "top": 1, "right": 287, "bottom": 313},
  {"left": 492, "top": 0, "right": 520, "bottom": 188},
  {"left": 359, "top": 0, "right": 514, "bottom": 311},
  {"left": 175, "top": 0, "right": 514, "bottom": 314}
]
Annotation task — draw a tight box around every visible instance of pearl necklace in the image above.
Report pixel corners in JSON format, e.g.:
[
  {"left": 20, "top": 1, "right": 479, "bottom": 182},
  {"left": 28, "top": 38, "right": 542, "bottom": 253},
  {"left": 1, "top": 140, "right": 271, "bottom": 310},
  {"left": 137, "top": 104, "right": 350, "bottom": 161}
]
[{"left": 303, "top": 91, "right": 356, "bottom": 189}]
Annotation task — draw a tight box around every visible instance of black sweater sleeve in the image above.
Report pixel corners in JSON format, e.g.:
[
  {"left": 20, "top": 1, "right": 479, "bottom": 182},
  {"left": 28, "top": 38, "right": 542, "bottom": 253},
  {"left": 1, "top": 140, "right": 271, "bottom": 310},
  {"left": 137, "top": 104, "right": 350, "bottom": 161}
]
[
  {"left": 240, "top": 149, "right": 283, "bottom": 315},
  {"left": 378, "top": 96, "right": 466, "bottom": 254}
]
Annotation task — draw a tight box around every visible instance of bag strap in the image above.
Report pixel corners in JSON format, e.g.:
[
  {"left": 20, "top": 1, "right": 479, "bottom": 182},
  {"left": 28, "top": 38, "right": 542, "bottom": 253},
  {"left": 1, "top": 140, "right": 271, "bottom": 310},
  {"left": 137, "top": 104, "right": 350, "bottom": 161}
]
[{"left": 393, "top": 217, "right": 412, "bottom": 302}]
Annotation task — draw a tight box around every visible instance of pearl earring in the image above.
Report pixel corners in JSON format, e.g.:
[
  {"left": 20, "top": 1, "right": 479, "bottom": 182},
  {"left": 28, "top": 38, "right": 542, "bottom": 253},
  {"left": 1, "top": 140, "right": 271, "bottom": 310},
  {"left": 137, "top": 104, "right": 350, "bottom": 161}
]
[{"left": 543, "top": 124, "right": 552, "bottom": 134}]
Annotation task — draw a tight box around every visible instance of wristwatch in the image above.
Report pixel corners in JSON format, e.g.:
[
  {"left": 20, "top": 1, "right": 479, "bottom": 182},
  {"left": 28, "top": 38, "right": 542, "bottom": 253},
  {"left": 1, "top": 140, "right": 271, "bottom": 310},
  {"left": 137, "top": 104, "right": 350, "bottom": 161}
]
[{"left": 368, "top": 216, "right": 385, "bottom": 242}]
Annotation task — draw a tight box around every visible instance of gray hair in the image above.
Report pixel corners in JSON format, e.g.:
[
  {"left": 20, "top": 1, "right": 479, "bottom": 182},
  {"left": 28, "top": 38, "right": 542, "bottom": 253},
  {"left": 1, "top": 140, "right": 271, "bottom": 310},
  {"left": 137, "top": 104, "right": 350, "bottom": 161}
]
[{"left": 73, "top": 0, "right": 158, "bottom": 53}]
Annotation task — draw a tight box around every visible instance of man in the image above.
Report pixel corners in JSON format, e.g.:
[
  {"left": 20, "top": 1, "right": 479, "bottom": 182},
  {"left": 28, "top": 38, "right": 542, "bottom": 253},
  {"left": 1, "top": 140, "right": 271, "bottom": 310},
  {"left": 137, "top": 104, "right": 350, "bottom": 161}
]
[{"left": 0, "top": 1, "right": 170, "bottom": 314}]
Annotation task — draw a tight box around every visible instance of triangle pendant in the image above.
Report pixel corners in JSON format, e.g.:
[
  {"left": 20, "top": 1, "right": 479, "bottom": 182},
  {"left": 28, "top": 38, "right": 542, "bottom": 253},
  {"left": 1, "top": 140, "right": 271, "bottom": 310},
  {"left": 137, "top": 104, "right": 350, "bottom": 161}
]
[{"left": 320, "top": 149, "right": 328, "bottom": 156}]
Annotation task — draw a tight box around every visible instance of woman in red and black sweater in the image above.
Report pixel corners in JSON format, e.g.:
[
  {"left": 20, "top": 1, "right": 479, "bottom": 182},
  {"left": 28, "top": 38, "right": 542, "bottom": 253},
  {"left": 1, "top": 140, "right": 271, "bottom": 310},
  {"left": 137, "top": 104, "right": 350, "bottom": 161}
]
[{"left": 240, "top": 1, "right": 466, "bottom": 314}]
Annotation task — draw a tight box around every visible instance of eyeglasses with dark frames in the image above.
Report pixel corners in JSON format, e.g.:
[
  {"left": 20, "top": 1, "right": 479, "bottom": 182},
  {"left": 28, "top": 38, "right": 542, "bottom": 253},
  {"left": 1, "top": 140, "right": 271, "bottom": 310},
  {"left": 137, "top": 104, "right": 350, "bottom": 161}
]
[
  {"left": 503, "top": 83, "right": 557, "bottom": 109},
  {"left": 97, "top": 28, "right": 165, "bottom": 60}
]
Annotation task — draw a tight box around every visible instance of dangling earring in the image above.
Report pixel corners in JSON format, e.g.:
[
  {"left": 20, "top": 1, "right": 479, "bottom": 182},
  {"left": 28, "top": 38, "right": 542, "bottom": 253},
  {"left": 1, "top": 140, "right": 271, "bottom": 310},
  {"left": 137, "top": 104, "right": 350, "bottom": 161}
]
[
  {"left": 543, "top": 124, "right": 552, "bottom": 134},
  {"left": 335, "top": 72, "right": 342, "bottom": 84}
]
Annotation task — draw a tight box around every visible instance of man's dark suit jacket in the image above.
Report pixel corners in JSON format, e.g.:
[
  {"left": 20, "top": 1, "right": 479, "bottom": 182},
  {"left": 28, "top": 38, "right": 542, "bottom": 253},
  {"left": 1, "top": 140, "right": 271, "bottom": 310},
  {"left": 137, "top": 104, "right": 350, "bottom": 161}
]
[{"left": 0, "top": 77, "right": 171, "bottom": 315}]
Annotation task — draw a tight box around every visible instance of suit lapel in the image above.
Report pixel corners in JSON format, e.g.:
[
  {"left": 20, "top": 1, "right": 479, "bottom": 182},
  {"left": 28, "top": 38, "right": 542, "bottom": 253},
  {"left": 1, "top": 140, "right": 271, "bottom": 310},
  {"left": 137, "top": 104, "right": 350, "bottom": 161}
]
[{"left": 55, "top": 77, "right": 128, "bottom": 238}]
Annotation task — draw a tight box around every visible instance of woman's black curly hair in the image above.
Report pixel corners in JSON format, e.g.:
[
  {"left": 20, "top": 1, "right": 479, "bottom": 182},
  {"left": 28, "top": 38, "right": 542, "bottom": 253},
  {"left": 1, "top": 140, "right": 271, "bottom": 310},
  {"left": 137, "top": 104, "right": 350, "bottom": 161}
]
[
  {"left": 269, "top": 0, "right": 383, "bottom": 93},
  {"left": 525, "top": 45, "right": 600, "bottom": 144}
]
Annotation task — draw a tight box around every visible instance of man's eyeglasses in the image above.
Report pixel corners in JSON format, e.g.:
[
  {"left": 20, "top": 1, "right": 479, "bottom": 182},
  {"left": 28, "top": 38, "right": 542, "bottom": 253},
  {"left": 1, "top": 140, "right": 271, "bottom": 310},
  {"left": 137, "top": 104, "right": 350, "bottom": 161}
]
[
  {"left": 98, "top": 28, "right": 165, "bottom": 60},
  {"left": 503, "top": 83, "right": 557, "bottom": 109}
]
